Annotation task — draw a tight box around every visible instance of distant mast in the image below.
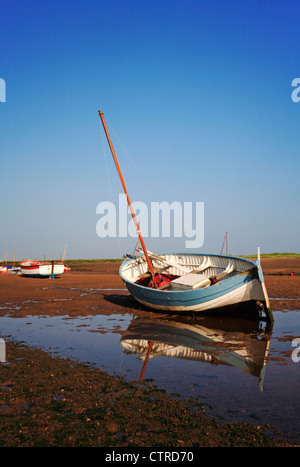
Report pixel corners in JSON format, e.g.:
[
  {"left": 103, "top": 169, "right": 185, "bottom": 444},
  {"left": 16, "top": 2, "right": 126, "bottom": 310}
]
[
  {"left": 98, "top": 110, "right": 158, "bottom": 288},
  {"left": 220, "top": 232, "right": 229, "bottom": 255}
]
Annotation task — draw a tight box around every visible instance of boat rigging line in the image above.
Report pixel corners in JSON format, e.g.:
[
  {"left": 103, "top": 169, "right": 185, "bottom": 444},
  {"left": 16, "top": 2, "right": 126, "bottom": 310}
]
[{"left": 98, "top": 110, "right": 159, "bottom": 289}]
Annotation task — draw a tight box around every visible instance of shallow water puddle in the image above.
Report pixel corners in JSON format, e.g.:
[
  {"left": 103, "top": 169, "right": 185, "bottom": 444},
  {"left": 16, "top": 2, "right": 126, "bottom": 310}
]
[{"left": 1, "top": 308, "right": 300, "bottom": 442}]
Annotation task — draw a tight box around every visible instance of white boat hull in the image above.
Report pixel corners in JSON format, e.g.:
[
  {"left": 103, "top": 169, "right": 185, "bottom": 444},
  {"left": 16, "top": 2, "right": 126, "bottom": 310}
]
[
  {"left": 134, "top": 278, "right": 264, "bottom": 312},
  {"left": 20, "top": 261, "right": 66, "bottom": 277},
  {"left": 120, "top": 253, "right": 273, "bottom": 321}
]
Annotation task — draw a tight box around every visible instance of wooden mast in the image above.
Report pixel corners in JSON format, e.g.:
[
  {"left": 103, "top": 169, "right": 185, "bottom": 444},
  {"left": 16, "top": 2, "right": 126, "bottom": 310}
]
[
  {"left": 220, "top": 232, "right": 229, "bottom": 255},
  {"left": 98, "top": 110, "right": 159, "bottom": 288}
]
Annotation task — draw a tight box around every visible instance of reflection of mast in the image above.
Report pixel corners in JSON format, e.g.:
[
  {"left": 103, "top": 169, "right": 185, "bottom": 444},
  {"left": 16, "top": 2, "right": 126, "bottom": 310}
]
[
  {"left": 258, "top": 337, "right": 271, "bottom": 392},
  {"left": 139, "top": 341, "right": 154, "bottom": 381},
  {"left": 98, "top": 110, "right": 158, "bottom": 289}
]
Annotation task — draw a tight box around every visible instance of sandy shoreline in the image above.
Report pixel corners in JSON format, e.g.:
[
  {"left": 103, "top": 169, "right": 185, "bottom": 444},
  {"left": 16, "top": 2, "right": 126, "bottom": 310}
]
[
  {"left": 1, "top": 257, "right": 300, "bottom": 318},
  {"left": 0, "top": 258, "right": 299, "bottom": 447}
]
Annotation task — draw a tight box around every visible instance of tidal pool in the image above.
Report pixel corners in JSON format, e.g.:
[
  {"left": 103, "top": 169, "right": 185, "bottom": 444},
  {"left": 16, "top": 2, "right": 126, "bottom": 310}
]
[{"left": 1, "top": 306, "right": 299, "bottom": 442}]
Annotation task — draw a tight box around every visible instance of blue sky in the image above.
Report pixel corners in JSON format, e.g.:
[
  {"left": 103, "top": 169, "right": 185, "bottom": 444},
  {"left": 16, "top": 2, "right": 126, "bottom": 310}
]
[{"left": 0, "top": 0, "right": 299, "bottom": 260}]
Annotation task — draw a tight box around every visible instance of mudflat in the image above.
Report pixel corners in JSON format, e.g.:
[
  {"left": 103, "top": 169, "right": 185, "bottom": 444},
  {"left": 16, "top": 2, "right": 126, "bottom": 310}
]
[
  {"left": 0, "top": 258, "right": 299, "bottom": 447},
  {"left": 1, "top": 257, "right": 299, "bottom": 318}
]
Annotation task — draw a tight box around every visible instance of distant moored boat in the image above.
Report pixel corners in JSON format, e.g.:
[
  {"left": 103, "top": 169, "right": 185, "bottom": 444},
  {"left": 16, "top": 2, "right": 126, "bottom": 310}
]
[{"left": 20, "top": 259, "right": 70, "bottom": 278}]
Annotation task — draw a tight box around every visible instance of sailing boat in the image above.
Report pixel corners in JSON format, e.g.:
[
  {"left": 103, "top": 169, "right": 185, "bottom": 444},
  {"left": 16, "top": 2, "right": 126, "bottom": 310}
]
[
  {"left": 20, "top": 246, "right": 70, "bottom": 278},
  {"left": 0, "top": 250, "right": 8, "bottom": 274},
  {"left": 98, "top": 111, "right": 273, "bottom": 323}
]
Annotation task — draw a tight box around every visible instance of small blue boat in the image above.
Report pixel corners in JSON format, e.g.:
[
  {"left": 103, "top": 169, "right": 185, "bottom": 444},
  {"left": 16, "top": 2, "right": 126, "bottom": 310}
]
[
  {"left": 98, "top": 110, "right": 273, "bottom": 323},
  {"left": 119, "top": 251, "right": 273, "bottom": 322}
]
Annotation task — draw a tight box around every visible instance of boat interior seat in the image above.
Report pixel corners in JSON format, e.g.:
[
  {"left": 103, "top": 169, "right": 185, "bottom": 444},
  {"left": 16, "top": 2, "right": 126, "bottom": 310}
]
[
  {"left": 169, "top": 261, "right": 235, "bottom": 290},
  {"left": 215, "top": 261, "right": 234, "bottom": 280},
  {"left": 170, "top": 273, "right": 211, "bottom": 290}
]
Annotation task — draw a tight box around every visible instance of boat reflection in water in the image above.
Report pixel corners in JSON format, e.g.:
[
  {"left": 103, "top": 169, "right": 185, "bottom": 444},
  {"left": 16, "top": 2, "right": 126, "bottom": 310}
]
[{"left": 120, "top": 314, "right": 273, "bottom": 390}]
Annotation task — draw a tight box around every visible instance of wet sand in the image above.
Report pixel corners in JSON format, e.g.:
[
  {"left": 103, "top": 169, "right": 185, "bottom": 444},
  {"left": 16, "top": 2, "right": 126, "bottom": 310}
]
[
  {"left": 0, "top": 258, "right": 299, "bottom": 447},
  {"left": 1, "top": 258, "right": 299, "bottom": 319}
]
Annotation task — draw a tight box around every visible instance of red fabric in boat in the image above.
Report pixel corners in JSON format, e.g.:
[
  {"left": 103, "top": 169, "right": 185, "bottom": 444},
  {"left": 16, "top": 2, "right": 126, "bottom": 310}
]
[{"left": 135, "top": 273, "right": 180, "bottom": 288}]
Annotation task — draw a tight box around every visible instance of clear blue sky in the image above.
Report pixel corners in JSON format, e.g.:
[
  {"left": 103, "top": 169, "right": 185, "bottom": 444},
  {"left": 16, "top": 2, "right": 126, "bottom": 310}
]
[{"left": 0, "top": 0, "right": 299, "bottom": 260}]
